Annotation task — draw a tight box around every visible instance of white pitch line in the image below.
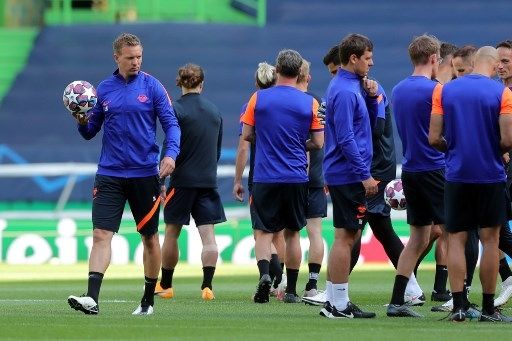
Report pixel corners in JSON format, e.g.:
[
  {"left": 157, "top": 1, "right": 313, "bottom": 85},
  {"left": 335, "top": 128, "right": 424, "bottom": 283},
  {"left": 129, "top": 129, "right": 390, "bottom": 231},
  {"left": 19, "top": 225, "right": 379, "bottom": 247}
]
[{"left": 0, "top": 299, "right": 135, "bottom": 303}]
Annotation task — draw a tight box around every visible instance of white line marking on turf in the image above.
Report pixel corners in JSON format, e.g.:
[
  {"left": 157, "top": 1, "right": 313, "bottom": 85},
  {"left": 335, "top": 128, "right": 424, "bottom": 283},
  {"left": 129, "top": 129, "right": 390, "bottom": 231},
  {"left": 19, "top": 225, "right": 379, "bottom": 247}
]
[{"left": 0, "top": 299, "right": 135, "bottom": 303}]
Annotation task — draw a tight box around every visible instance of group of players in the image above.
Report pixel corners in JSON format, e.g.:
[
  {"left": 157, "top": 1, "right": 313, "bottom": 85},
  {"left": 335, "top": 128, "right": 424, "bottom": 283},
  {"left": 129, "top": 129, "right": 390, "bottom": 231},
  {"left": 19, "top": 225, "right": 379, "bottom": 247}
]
[
  {"left": 236, "top": 33, "right": 512, "bottom": 323},
  {"left": 66, "top": 31, "right": 512, "bottom": 322}
]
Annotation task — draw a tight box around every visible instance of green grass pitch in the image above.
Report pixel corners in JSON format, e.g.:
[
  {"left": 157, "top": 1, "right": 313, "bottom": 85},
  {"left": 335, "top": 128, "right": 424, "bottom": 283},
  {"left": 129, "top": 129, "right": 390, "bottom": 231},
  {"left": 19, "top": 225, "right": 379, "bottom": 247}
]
[{"left": 0, "top": 264, "right": 511, "bottom": 340}]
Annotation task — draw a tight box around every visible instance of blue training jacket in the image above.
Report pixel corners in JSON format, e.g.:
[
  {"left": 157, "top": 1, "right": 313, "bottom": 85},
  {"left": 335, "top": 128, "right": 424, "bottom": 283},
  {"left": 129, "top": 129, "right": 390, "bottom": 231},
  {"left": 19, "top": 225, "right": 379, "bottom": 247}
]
[
  {"left": 323, "top": 68, "right": 374, "bottom": 185},
  {"left": 78, "top": 69, "right": 181, "bottom": 178}
]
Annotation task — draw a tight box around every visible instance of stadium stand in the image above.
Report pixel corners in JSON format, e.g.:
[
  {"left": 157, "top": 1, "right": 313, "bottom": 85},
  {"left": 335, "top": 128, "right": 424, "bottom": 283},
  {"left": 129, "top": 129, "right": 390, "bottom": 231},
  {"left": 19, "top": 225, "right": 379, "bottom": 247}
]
[
  {"left": 0, "top": 27, "right": 38, "bottom": 101},
  {"left": 0, "top": 0, "right": 510, "bottom": 204}
]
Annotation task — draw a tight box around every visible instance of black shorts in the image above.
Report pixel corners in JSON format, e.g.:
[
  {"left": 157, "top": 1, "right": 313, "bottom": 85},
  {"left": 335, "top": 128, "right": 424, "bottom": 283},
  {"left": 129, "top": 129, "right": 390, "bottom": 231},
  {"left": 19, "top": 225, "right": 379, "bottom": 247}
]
[
  {"left": 445, "top": 181, "right": 507, "bottom": 232},
  {"left": 506, "top": 184, "right": 512, "bottom": 221},
  {"left": 92, "top": 174, "right": 161, "bottom": 236},
  {"left": 367, "top": 180, "right": 391, "bottom": 217},
  {"left": 251, "top": 182, "right": 308, "bottom": 233},
  {"left": 402, "top": 169, "right": 445, "bottom": 226},
  {"left": 328, "top": 183, "right": 367, "bottom": 230},
  {"left": 164, "top": 187, "right": 226, "bottom": 226},
  {"left": 306, "top": 187, "right": 327, "bottom": 219},
  {"left": 249, "top": 191, "right": 264, "bottom": 230}
]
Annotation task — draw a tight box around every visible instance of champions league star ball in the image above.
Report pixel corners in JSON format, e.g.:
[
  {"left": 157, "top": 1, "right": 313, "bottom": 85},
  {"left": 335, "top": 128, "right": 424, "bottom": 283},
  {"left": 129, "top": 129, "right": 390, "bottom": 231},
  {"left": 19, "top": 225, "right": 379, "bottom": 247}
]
[
  {"left": 384, "top": 179, "right": 407, "bottom": 211},
  {"left": 62, "top": 80, "right": 97, "bottom": 115}
]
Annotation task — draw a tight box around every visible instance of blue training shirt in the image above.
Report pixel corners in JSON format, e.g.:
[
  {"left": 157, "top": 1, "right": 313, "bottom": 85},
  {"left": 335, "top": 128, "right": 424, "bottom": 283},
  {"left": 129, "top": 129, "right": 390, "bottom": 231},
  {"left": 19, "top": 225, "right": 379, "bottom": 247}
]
[
  {"left": 392, "top": 76, "right": 445, "bottom": 172},
  {"left": 241, "top": 85, "right": 323, "bottom": 184},
  {"left": 78, "top": 69, "right": 181, "bottom": 178},
  {"left": 432, "top": 75, "right": 512, "bottom": 183},
  {"left": 323, "top": 68, "right": 374, "bottom": 185}
]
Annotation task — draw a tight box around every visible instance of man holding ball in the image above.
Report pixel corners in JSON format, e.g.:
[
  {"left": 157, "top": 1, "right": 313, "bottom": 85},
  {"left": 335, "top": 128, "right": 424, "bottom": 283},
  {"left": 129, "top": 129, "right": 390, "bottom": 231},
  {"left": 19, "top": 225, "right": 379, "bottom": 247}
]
[{"left": 67, "top": 33, "right": 181, "bottom": 316}]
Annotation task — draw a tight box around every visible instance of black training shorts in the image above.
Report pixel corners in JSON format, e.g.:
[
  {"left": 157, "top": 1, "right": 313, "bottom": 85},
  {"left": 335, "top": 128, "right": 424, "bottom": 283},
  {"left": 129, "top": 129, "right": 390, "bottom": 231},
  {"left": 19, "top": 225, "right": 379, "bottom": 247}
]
[
  {"left": 445, "top": 181, "right": 506, "bottom": 232},
  {"left": 401, "top": 169, "right": 445, "bottom": 226},
  {"left": 92, "top": 174, "right": 161, "bottom": 236},
  {"left": 306, "top": 187, "right": 328, "bottom": 219},
  {"left": 250, "top": 182, "right": 308, "bottom": 233},
  {"left": 328, "top": 183, "right": 367, "bottom": 230},
  {"left": 163, "top": 187, "right": 226, "bottom": 226}
]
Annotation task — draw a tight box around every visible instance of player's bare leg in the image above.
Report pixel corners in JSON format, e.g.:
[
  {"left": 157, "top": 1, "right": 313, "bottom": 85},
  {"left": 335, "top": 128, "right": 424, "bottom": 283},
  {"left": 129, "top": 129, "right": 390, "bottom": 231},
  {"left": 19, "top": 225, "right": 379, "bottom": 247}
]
[
  {"left": 270, "top": 230, "right": 286, "bottom": 297},
  {"left": 132, "top": 232, "right": 161, "bottom": 314},
  {"left": 387, "top": 225, "right": 431, "bottom": 317},
  {"left": 253, "top": 230, "right": 274, "bottom": 303},
  {"left": 68, "top": 228, "right": 113, "bottom": 315},
  {"left": 305, "top": 217, "right": 324, "bottom": 297},
  {"left": 282, "top": 229, "right": 302, "bottom": 302},
  {"left": 156, "top": 224, "right": 182, "bottom": 299},
  {"left": 198, "top": 224, "right": 218, "bottom": 300},
  {"left": 479, "top": 227, "right": 500, "bottom": 317}
]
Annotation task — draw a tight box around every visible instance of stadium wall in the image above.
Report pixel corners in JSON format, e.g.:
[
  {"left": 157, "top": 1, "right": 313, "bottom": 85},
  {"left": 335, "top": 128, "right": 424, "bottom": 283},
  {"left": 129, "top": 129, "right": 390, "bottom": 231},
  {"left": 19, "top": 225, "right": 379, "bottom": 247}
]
[
  {"left": 0, "top": 217, "right": 424, "bottom": 266},
  {"left": 0, "top": 0, "right": 510, "bottom": 204}
]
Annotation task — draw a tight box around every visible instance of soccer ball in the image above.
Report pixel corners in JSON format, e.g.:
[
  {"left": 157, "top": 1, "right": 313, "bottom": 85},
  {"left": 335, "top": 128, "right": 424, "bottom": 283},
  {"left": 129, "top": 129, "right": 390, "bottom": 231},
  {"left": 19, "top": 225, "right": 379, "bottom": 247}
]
[
  {"left": 62, "top": 80, "right": 97, "bottom": 114},
  {"left": 384, "top": 179, "right": 406, "bottom": 210}
]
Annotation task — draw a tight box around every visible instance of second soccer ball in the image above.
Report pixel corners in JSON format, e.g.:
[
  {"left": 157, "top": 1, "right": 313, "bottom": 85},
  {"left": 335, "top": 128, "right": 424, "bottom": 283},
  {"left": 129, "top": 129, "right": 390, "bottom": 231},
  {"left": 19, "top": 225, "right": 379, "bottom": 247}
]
[{"left": 384, "top": 179, "right": 406, "bottom": 210}]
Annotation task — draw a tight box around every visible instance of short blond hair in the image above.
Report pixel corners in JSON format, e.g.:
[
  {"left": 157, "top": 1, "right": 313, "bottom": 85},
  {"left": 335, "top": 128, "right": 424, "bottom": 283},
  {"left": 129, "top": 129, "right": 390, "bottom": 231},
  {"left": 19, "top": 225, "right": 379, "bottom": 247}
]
[
  {"left": 113, "top": 33, "right": 142, "bottom": 55},
  {"left": 408, "top": 34, "right": 440, "bottom": 65},
  {"left": 255, "top": 62, "right": 276, "bottom": 89}
]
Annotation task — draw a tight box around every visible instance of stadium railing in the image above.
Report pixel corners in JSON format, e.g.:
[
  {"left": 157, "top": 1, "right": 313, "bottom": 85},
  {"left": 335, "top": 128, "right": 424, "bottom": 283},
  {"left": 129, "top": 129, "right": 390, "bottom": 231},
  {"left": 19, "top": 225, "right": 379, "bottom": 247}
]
[
  {"left": 0, "top": 163, "right": 245, "bottom": 215},
  {"left": 0, "top": 163, "right": 405, "bottom": 220}
]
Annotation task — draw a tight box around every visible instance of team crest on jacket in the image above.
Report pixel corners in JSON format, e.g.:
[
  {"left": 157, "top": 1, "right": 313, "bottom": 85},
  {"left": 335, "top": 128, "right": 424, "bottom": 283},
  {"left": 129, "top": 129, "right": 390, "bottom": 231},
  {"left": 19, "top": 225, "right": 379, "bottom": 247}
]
[
  {"left": 137, "top": 94, "right": 148, "bottom": 103},
  {"left": 102, "top": 100, "right": 109, "bottom": 112}
]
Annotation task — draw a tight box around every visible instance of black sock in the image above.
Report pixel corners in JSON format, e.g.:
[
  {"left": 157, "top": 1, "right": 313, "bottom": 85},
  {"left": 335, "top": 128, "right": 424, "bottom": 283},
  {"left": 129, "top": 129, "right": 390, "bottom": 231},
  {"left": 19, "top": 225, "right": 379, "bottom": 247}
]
[
  {"left": 201, "top": 266, "right": 215, "bottom": 290},
  {"left": 465, "top": 231, "right": 479, "bottom": 288},
  {"left": 350, "top": 236, "right": 361, "bottom": 273},
  {"left": 160, "top": 267, "right": 174, "bottom": 289},
  {"left": 368, "top": 214, "right": 404, "bottom": 268},
  {"left": 87, "top": 272, "right": 104, "bottom": 303},
  {"left": 482, "top": 293, "right": 495, "bottom": 315},
  {"left": 285, "top": 268, "right": 299, "bottom": 295},
  {"left": 465, "top": 274, "right": 474, "bottom": 289},
  {"left": 142, "top": 276, "right": 157, "bottom": 307},
  {"left": 499, "top": 258, "right": 512, "bottom": 282},
  {"left": 269, "top": 254, "right": 282, "bottom": 283},
  {"left": 433, "top": 265, "right": 448, "bottom": 293},
  {"left": 257, "top": 259, "right": 270, "bottom": 279},
  {"left": 273, "top": 273, "right": 282, "bottom": 289},
  {"left": 272, "top": 261, "right": 285, "bottom": 288},
  {"left": 499, "top": 222, "right": 512, "bottom": 257},
  {"left": 390, "top": 275, "right": 409, "bottom": 305},
  {"left": 452, "top": 291, "right": 465, "bottom": 311},
  {"left": 305, "top": 263, "right": 321, "bottom": 291}
]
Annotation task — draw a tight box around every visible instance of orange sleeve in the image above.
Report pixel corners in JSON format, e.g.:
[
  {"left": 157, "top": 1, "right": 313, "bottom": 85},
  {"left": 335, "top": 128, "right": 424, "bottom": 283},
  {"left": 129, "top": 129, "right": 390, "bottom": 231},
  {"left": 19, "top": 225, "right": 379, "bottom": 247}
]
[
  {"left": 431, "top": 83, "right": 444, "bottom": 115},
  {"left": 241, "top": 92, "right": 257, "bottom": 126},
  {"left": 310, "top": 98, "right": 323, "bottom": 131},
  {"left": 500, "top": 87, "right": 512, "bottom": 114}
]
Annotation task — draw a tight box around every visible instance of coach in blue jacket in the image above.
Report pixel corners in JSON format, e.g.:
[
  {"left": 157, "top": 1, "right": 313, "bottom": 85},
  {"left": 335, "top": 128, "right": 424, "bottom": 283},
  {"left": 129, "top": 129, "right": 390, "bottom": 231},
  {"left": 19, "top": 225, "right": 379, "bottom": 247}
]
[{"left": 67, "top": 33, "right": 181, "bottom": 316}]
